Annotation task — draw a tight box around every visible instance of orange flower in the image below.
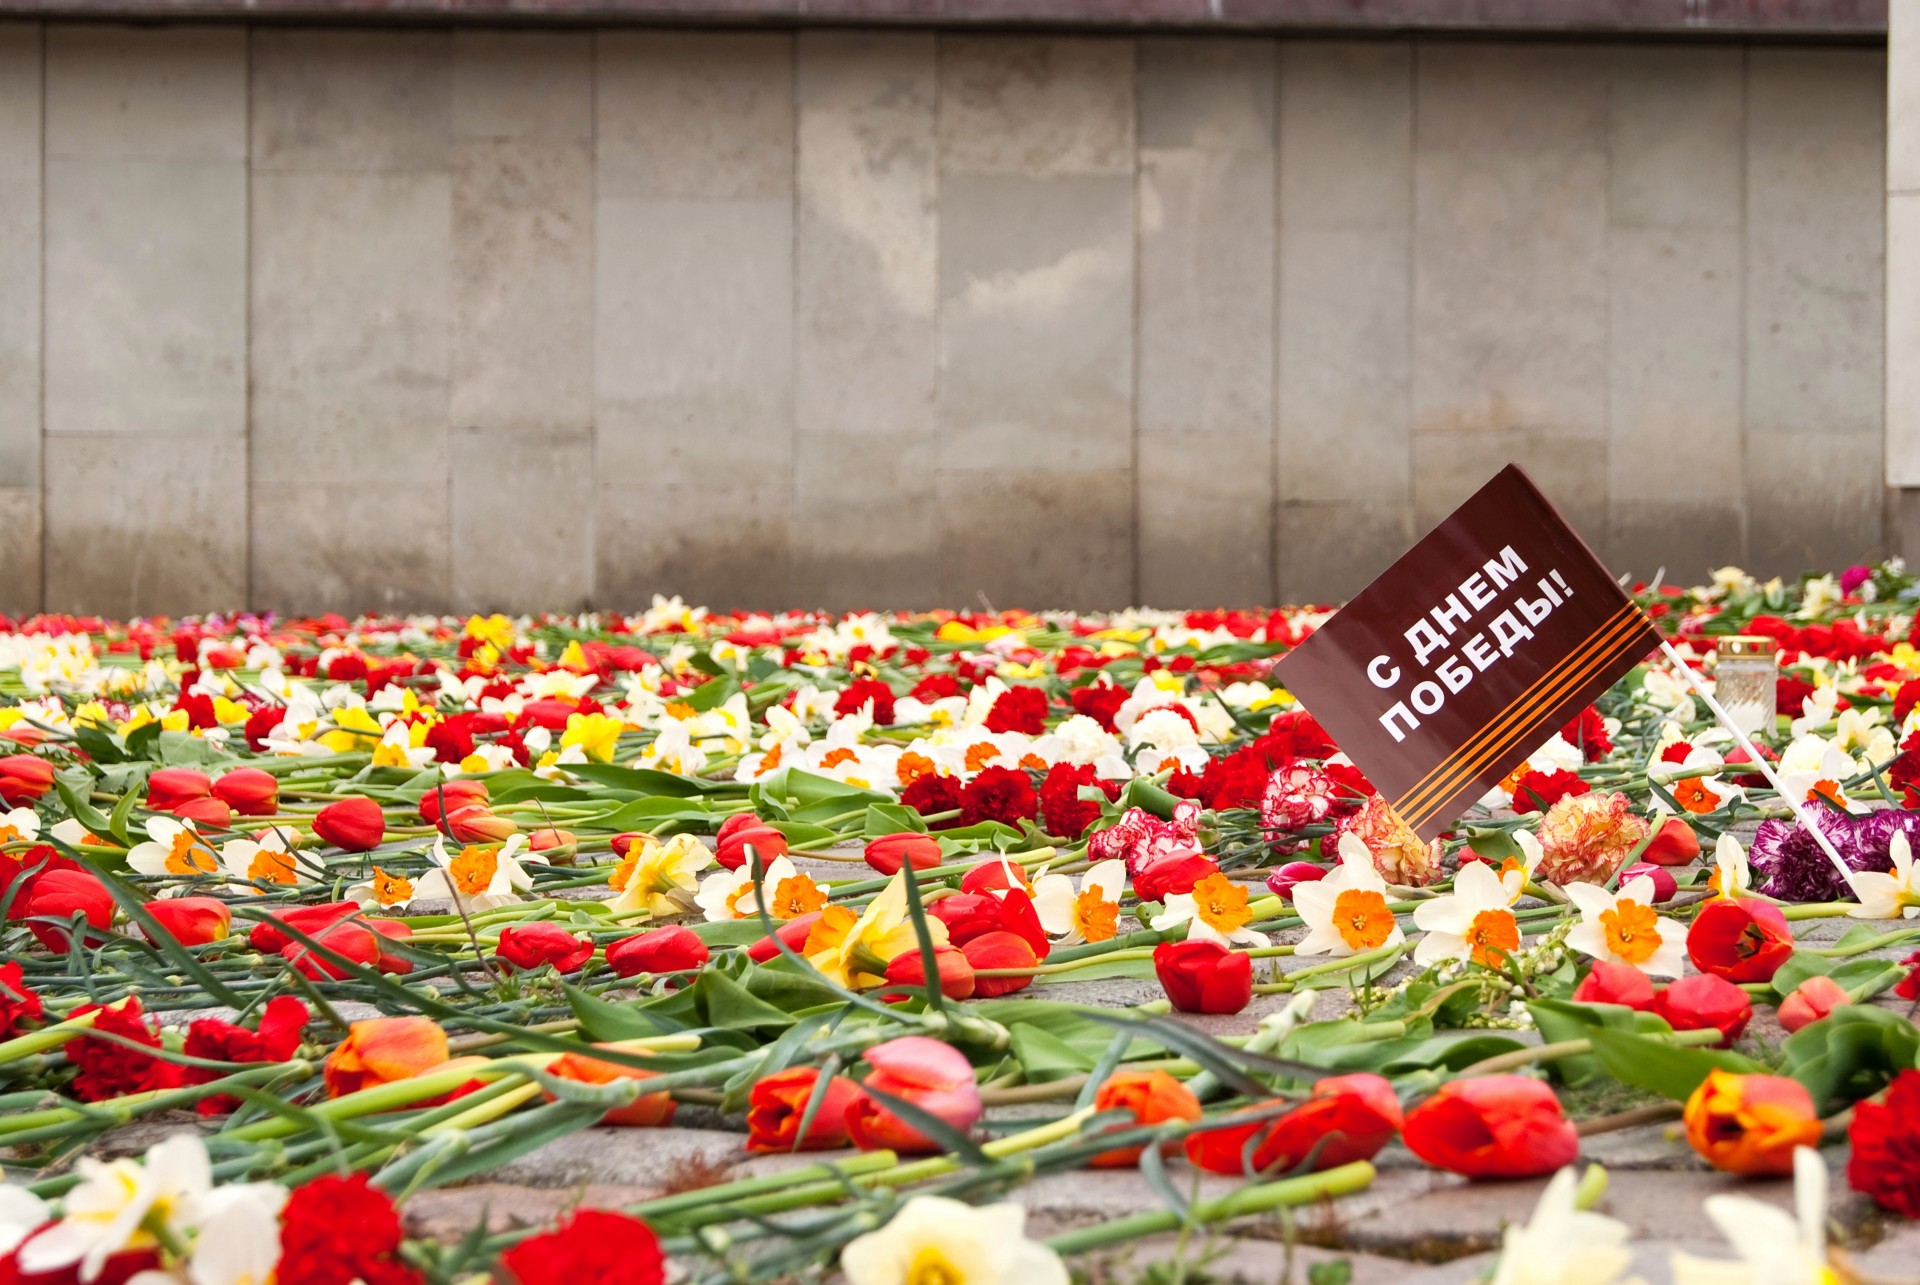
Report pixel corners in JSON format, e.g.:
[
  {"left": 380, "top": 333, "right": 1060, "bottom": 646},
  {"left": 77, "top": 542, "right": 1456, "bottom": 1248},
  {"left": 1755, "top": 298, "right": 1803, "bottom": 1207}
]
[
  {"left": 1599, "top": 900, "right": 1659, "bottom": 965},
  {"left": 1683, "top": 1070, "right": 1821, "bottom": 1175},
  {"left": 1089, "top": 1069, "right": 1203, "bottom": 1167},
  {"left": 1331, "top": 888, "right": 1395, "bottom": 951},
  {"left": 545, "top": 1048, "right": 675, "bottom": 1127},
  {"left": 1189, "top": 872, "right": 1251, "bottom": 937},
  {"left": 1464, "top": 908, "right": 1521, "bottom": 967},
  {"left": 1535, "top": 790, "right": 1650, "bottom": 885},
  {"left": 895, "top": 752, "right": 936, "bottom": 787},
  {"left": 323, "top": 1016, "right": 449, "bottom": 1098},
  {"left": 1671, "top": 778, "right": 1722, "bottom": 815}
]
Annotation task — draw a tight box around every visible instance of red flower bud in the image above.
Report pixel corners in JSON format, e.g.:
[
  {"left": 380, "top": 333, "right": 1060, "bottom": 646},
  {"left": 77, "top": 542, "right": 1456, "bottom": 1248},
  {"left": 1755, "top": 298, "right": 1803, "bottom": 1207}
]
[
  {"left": 927, "top": 892, "right": 1001, "bottom": 947},
  {"left": 746, "top": 912, "right": 821, "bottom": 963},
  {"left": 864, "top": 833, "right": 944, "bottom": 876},
  {"left": 885, "top": 943, "right": 978, "bottom": 1000},
  {"left": 313, "top": 797, "right": 386, "bottom": 852},
  {"left": 0, "top": 754, "right": 54, "bottom": 807},
  {"left": 443, "top": 804, "right": 517, "bottom": 844},
  {"left": 746, "top": 1066, "right": 861, "bottom": 1152},
  {"left": 1619, "top": 863, "right": 1677, "bottom": 903},
  {"left": 1133, "top": 854, "right": 1219, "bottom": 904},
  {"left": 143, "top": 896, "right": 232, "bottom": 947},
  {"left": 1153, "top": 939, "right": 1252, "bottom": 1015},
  {"left": 145, "top": 768, "right": 213, "bottom": 812},
  {"left": 845, "top": 1036, "right": 983, "bottom": 1154},
  {"left": 1686, "top": 897, "right": 1794, "bottom": 983},
  {"left": 716, "top": 812, "right": 764, "bottom": 844},
  {"left": 527, "top": 827, "right": 577, "bottom": 853},
  {"left": 211, "top": 768, "right": 279, "bottom": 817},
  {"left": 610, "top": 831, "right": 647, "bottom": 856},
  {"left": 1264, "top": 861, "right": 1328, "bottom": 902},
  {"left": 248, "top": 901, "right": 360, "bottom": 953},
  {"left": 958, "top": 930, "right": 1036, "bottom": 997},
  {"left": 1653, "top": 972, "right": 1753, "bottom": 1046},
  {"left": 418, "top": 779, "right": 489, "bottom": 826},
  {"left": 1402, "top": 1075, "right": 1578, "bottom": 1178},
  {"left": 1640, "top": 816, "right": 1701, "bottom": 866},
  {"left": 606, "top": 925, "right": 710, "bottom": 976},
  {"left": 497, "top": 922, "right": 593, "bottom": 973},
  {"left": 1778, "top": 975, "right": 1850, "bottom": 1033},
  {"left": 282, "top": 918, "right": 414, "bottom": 980},
  {"left": 172, "top": 797, "right": 232, "bottom": 831},
  {"left": 1186, "top": 1073, "right": 1403, "bottom": 1175},
  {"left": 1572, "top": 959, "right": 1656, "bottom": 1010},
  {"left": 19, "top": 868, "right": 115, "bottom": 951},
  {"left": 716, "top": 825, "right": 787, "bottom": 872}
]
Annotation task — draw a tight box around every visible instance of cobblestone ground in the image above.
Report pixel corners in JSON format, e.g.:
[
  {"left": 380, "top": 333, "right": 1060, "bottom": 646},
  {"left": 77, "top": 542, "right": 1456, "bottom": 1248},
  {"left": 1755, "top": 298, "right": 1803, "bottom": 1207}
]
[{"left": 129, "top": 846, "right": 1920, "bottom": 1285}]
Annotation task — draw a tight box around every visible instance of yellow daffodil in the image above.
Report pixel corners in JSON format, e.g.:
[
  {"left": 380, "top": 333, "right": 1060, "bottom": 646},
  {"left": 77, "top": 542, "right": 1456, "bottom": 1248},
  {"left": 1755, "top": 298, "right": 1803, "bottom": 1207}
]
[
  {"left": 805, "top": 871, "right": 946, "bottom": 989},
  {"left": 608, "top": 833, "right": 710, "bottom": 918},
  {"left": 559, "top": 711, "right": 623, "bottom": 763}
]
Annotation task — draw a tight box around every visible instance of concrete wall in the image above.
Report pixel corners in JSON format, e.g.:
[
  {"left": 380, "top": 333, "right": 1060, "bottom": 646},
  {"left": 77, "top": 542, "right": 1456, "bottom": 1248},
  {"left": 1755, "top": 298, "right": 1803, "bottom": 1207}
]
[{"left": 0, "top": 25, "right": 1889, "bottom": 616}]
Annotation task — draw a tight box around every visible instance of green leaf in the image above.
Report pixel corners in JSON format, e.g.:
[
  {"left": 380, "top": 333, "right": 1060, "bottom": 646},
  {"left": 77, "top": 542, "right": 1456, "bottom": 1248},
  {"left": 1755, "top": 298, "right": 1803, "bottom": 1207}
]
[
  {"left": 681, "top": 676, "right": 741, "bottom": 713},
  {"left": 1526, "top": 998, "right": 1674, "bottom": 1087},
  {"left": 1587, "top": 1028, "right": 1762, "bottom": 1101},
  {"left": 153, "top": 731, "right": 219, "bottom": 766},
  {"left": 569, "top": 763, "right": 727, "bottom": 799},
  {"left": 694, "top": 967, "right": 798, "bottom": 1032},
  {"left": 1771, "top": 952, "right": 1909, "bottom": 1001},
  {"left": 53, "top": 776, "right": 118, "bottom": 847},
  {"left": 863, "top": 803, "right": 928, "bottom": 837},
  {"left": 71, "top": 724, "right": 128, "bottom": 765},
  {"left": 562, "top": 983, "right": 678, "bottom": 1041},
  {"left": 1781, "top": 1005, "right": 1920, "bottom": 1111},
  {"left": 1009, "top": 1025, "right": 1096, "bottom": 1082}
]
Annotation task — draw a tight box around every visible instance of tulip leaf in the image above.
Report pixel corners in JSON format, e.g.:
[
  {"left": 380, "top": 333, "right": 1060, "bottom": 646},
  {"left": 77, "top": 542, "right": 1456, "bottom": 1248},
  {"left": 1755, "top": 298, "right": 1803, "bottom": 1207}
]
[
  {"left": 1034, "top": 956, "right": 1157, "bottom": 985},
  {"left": 562, "top": 982, "right": 679, "bottom": 1041},
  {"left": 1586, "top": 1028, "right": 1762, "bottom": 1101},
  {"left": 695, "top": 966, "right": 802, "bottom": 1032},
  {"left": 1526, "top": 998, "right": 1675, "bottom": 1086},
  {"left": 568, "top": 763, "right": 737, "bottom": 798},
  {"left": 52, "top": 775, "right": 118, "bottom": 848},
  {"left": 153, "top": 730, "right": 220, "bottom": 766},
  {"left": 1009, "top": 1025, "right": 1096, "bottom": 1082},
  {"left": 1381, "top": 1033, "right": 1529, "bottom": 1074},
  {"left": 1770, "top": 953, "right": 1908, "bottom": 1002},
  {"left": 862, "top": 803, "right": 928, "bottom": 837},
  {"left": 1780, "top": 1005, "right": 1920, "bottom": 1112},
  {"left": 70, "top": 723, "right": 128, "bottom": 765}
]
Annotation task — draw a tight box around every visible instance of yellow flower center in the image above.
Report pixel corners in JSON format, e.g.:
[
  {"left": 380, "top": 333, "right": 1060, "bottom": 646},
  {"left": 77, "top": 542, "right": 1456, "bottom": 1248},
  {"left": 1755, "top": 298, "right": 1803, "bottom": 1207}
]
[
  {"left": 451, "top": 845, "right": 500, "bottom": 896},
  {"left": 1190, "top": 872, "right": 1251, "bottom": 936},
  {"left": 247, "top": 848, "right": 298, "bottom": 885},
  {"left": 165, "top": 832, "right": 218, "bottom": 876},
  {"left": 1073, "top": 886, "right": 1118, "bottom": 943},
  {"left": 1332, "top": 888, "right": 1394, "bottom": 951},
  {"left": 906, "top": 1247, "right": 965, "bottom": 1285},
  {"left": 1466, "top": 908, "right": 1521, "bottom": 967},
  {"left": 1600, "top": 900, "right": 1660, "bottom": 964}
]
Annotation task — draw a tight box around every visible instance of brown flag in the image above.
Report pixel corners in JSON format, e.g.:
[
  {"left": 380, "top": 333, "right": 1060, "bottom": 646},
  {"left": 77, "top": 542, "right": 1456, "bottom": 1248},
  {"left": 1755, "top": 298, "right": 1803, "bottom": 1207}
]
[{"left": 1271, "top": 465, "right": 1661, "bottom": 840}]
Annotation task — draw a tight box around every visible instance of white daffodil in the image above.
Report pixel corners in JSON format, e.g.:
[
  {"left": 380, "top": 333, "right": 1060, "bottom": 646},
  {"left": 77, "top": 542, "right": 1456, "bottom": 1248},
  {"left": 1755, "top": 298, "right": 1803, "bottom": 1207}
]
[
  {"left": 1670, "top": 1147, "right": 1831, "bottom": 1285},
  {"left": 217, "top": 827, "right": 314, "bottom": 895},
  {"left": 1775, "top": 736, "right": 1865, "bottom": 815},
  {"left": 841, "top": 1196, "right": 1068, "bottom": 1285},
  {"left": 414, "top": 834, "right": 545, "bottom": 912},
  {"left": 1565, "top": 876, "right": 1687, "bottom": 978},
  {"left": 0, "top": 1183, "right": 49, "bottom": 1256},
  {"left": 344, "top": 865, "right": 417, "bottom": 912},
  {"left": 1031, "top": 858, "right": 1126, "bottom": 946},
  {"left": 1651, "top": 747, "right": 1745, "bottom": 818},
  {"left": 1150, "top": 869, "right": 1268, "bottom": 949},
  {"left": 1850, "top": 830, "right": 1920, "bottom": 920},
  {"left": 607, "top": 832, "right": 711, "bottom": 918},
  {"left": 18, "top": 1134, "right": 212, "bottom": 1282},
  {"left": 170, "top": 1181, "right": 287, "bottom": 1285},
  {"left": 1709, "top": 832, "right": 1753, "bottom": 899},
  {"left": 1489, "top": 1167, "right": 1643, "bottom": 1285},
  {"left": 693, "top": 855, "right": 829, "bottom": 923},
  {"left": 0, "top": 807, "right": 40, "bottom": 847},
  {"left": 1412, "top": 859, "right": 1524, "bottom": 968},
  {"left": 126, "top": 817, "right": 220, "bottom": 881},
  {"left": 1294, "top": 835, "right": 1405, "bottom": 958}
]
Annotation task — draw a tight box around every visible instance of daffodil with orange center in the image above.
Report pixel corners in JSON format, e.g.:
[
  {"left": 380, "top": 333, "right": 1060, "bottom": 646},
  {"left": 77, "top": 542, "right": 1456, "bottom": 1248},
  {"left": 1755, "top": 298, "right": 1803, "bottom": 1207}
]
[
  {"left": 1153, "top": 870, "right": 1268, "bottom": 948},
  {"left": 694, "top": 855, "right": 831, "bottom": 922},
  {"left": 1412, "top": 860, "right": 1522, "bottom": 968},
  {"left": 415, "top": 833, "right": 545, "bottom": 912},
  {"left": 127, "top": 817, "right": 219, "bottom": 881},
  {"left": 347, "top": 865, "right": 416, "bottom": 911},
  {"left": 1032, "top": 858, "right": 1126, "bottom": 946},
  {"left": 1566, "top": 874, "right": 1687, "bottom": 976},
  {"left": 1295, "top": 834, "right": 1405, "bottom": 957},
  {"left": 0, "top": 807, "right": 39, "bottom": 848}
]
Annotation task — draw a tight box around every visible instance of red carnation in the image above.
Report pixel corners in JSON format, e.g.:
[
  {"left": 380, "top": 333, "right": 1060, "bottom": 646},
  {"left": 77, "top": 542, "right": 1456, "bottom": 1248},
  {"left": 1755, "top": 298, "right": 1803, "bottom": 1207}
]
[
  {"left": 277, "top": 1172, "right": 422, "bottom": 1285},
  {"left": 1560, "top": 706, "right": 1613, "bottom": 761},
  {"left": 898, "top": 773, "right": 963, "bottom": 829},
  {"left": 1848, "top": 1069, "right": 1920, "bottom": 1218},
  {"left": 1512, "top": 769, "right": 1589, "bottom": 813},
  {"left": 182, "top": 996, "right": 309, "bottom": 1114},
  {"left": 1069, "top": 683, "right": 1127, "bottom": 732},
  {"left": 498, "top": 1210, "right": 665, "bottom": 1285},
  {"left": 959, "top": 766, "right": 1037, "bottom": 827},
  {"left": 0, "top": 962, "right": 43, "bottom": 1039},
  {"left": 834, "top": 678, "right": 896, "bottom": 726},
  {"left": 985, "top": 686, "right": 1048, "bottom": 735},
  {"left": 1039, "top": 762, "right": 1114, "bottom": 839},
  {"left": 67, "top": 997, "right": 182, "bottom": 1102}
]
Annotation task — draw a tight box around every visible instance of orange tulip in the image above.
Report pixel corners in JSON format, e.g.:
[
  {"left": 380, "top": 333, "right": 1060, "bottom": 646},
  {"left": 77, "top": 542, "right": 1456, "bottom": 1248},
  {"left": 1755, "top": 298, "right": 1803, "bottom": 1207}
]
[
  {"left": 1088, "top": 1069, "right": 1203, "bottom": 1167},
  {"left": 1683, "top": 1070, "right": 1821, "bottom": 1175},
  {"left": 544, "top": 1048, "right": 675, "bottom": 1127},
  {"left": 323, "top": 1016, "right": 449, "bottom": 1098}
]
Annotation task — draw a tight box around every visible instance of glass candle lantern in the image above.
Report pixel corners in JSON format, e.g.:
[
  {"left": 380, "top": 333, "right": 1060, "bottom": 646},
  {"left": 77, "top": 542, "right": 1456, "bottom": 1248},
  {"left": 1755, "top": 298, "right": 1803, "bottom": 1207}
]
[{"left": 1714, "top": 635, "right": 1778, "bottom": 740}]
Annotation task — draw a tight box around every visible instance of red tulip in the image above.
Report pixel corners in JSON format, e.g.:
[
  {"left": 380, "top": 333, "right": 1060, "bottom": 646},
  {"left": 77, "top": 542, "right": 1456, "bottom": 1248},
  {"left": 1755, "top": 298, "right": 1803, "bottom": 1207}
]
[
  {"left": 212, "top": 768, "right": 279, "bottom": 817},
  {"left": 313, "top": 797, "right": 386, "bottom": 852},
  {"left": 1186, "top": 1074, "right": 1402, "bottom": 1175},
  {"left": 1572, "top": 959, "right": 1656, "bottom": 1010},
  {"left": 1133, "top": 854, "right": 1219, "bottom": 903},
  {"left": 865, "top": 833, "right": 944, "bottom": 876},
  {"left": 958, "top": 932, "right": 1034, "bottom": 997},
  {"left": 282, "top": 918, "right": 413, "bottom": 980},
  {"left": 1640, "top": 816, "right": 1701, "bottom": 866},
  {"left": 497, "top": 922, "right": 593, "bottom": 973},
  {"left": 746, "top": 1066, "right": 861, "bottom": 1152},
  {"left": 606, "top": 925, "right": 710, "bottom": 976},
  {"left": 171, "top": 797, "right": 232, "bottom": 831},
  {"left": 0, "top": 754, "right": 54, "bottom": 806},
  {"left": 1401, "top": 1076, "right": 1578, "bottom": 1178},
  {"left": 1653, "top": 973, "right": 1753, "bottom": 1046},
  {"left": 527, "top": 827, "right": 577, "bottom": 853},
  {"left": 746, "top": 912, "right": 821, "bottom": 963},
  {"left": 142, "top": 896, "right": 232, "bottom": 947},
  {"left": 1619, "top": 863, "right": 1677, "bottom": 903},
  {"left": 444, "top": 805, "right": 518, "bottom": 844},
  {"left": 419, "top": 779, "right": 489, "bottom": 826},
  {"left": 845, "top": 1036, "right": 983, "bottom": 1154},
  {"left": 19, "top": 868, "right": 115, "bottom": 951},
  {"left": 1778, "top": 975, "right": 1850, "bottom": 1033},
  {"left": 248, "top": 901, "right": 360, "bottom": 953},
  {"left": 883, "top": 943, "right": 977, "bottom": 1000},
  {"left": 1264, "top": 861, "right": 1328, "bottom": 902},
  {"left": 927, "top": 892, "right": 1001, "bottom": 947},
  {"left": 1684, "top": 1070, "right": 1820, "bottom": 1175},
  {"left": 960, "top": 860, "right": 1030, "bottom": 897},
  {"left": 716, "top": 825, "right": 787, "bottom": 872},
  {"left": 1089, "top": 1069, "right": 1203, "bottom": 1167},
  {"left": 1687, "top": 897, "right": 1793, "bottom": 983},
  {"left": 716, "top": 812, "right": 764, "bottom": 844},
  {"left": 1153, "top": 939, "right": 1252, "bottom": 1015},
  {"left": 145, "top": 768, "right": 212, "bottom": 812},
  {"left": 609, "top": 831, "right": 648, "bottom": 856}
]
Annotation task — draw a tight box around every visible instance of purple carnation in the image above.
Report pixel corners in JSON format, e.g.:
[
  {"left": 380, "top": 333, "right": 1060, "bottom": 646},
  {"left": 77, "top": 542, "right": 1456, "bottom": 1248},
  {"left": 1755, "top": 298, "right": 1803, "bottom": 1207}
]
[{"left": 1749, "top": 808, "right": 1898, "bottom": 902}]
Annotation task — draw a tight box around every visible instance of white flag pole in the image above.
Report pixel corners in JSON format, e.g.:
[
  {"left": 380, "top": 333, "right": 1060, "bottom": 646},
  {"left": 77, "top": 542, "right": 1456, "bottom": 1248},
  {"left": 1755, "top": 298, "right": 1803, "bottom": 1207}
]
[{"left": 1656, "top": 638, "right": 1858, "bottom": 896}]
